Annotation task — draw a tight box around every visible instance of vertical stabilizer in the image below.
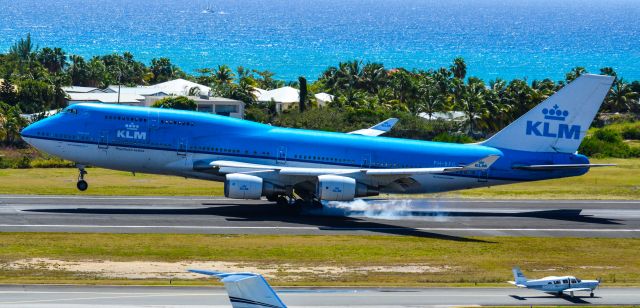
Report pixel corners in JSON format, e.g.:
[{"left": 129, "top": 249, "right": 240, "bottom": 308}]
[
  {"left": 513, "top": 267, "right": 527, "bottom": 285},
  {"left": 482, "top": 74, "right": 614, "bottom": 153},
  {"left": 190, "top": 270, "right": 287, "bottom": 308}
]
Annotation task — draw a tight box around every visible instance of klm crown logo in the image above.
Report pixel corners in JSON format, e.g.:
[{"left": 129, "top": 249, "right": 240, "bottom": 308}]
[
  {"left": 117, "top": 123, "right": 146, "bottom": 140},
  {"left": 474, "top": 161, "right": 487, "bottom": 168},
  {"left": 125, "top": 123, "right": 139, "bottom": 131},
  {"left": 525, "top": 104, "right": 580, "bottom": 140},
  {"left": 542, "top": 105, "right": 569, "bottom": 121}
]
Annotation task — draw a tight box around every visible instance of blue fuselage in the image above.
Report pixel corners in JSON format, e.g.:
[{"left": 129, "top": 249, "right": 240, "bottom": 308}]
[{"left": 20, "top": 103, "right": 590, "bottom": 194}]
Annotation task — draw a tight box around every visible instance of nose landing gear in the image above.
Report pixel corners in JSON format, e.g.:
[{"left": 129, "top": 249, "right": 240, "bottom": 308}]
[{"left": 77, "top": 168, "right": 88, "bottom": 191}]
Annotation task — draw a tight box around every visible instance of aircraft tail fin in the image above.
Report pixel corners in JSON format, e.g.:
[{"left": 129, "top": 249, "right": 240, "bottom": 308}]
[
  {"left": 481, "top": 74, "right": 614, "bottom": 153},
  {"left": 512, "top": 267, "right": 527, "bottom": 285},
  {"left": 190, "top": 270, "right": 287, "bottom": 308}
]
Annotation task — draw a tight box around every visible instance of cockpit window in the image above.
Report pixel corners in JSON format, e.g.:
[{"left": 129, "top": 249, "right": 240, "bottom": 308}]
[
  {"left": 570, "top": 279, "right": 577, "bottom": 283},
  {"left": 63, "top": 107, "right": 78, "bottom": 114}
]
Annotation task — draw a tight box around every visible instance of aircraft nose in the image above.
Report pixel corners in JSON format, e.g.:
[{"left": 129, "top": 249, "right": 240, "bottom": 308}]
[{"left": 20, "top": 123, "right": 35, "bottom": 138}]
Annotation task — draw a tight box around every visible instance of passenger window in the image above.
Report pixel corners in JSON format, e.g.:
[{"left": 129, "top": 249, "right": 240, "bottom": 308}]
[
  {"left": 554, "top": 281, "right": 560, "bottom": 284},
  {"left": 562, "top": 279, "right": 568, "bottom": 284},
  {"left": 570, "top": 279, "right": 577, "bottom": 284}
]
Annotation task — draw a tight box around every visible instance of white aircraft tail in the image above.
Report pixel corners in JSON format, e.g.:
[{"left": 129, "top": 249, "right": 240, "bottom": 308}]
[
  {"left": 481, "top": 74, "right": 614, "bottom": 153},
  {"left": 512, "top": 267, "right": 528, "bottom": 285},
  {"left": 190, "top": 270, "right": 287, "bottom": 308}
]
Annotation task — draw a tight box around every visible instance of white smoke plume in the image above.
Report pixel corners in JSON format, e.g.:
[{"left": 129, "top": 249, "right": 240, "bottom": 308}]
[{"left": 305, "top": 199, "right": 450, "bottom": 221}]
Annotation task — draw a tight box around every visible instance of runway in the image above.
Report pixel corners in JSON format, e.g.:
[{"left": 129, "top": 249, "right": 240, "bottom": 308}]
[
  {"left": 0, "top": 285, "right": 638, "bottom": 307},
  {"left": 0, "top": 195, "right": 639, "bottom": 238}
]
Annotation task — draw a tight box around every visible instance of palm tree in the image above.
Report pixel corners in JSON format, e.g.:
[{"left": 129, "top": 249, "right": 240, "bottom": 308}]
[
  {"left": 9, "top": 33, "right": 35, "bottom": 63},
  {"left": 416, "top": 75, "right": 443, "bottom": 119},
  {"left": 565, "top": 66, "right": 587, "bottom": 82},
  {"left": 604, "top": 78, "right": 638, "bottom": 113},
  {"left": 215, "top": 65, "right": 235, "bottom": 84},
  {"left": 458, "top": 78, "right": 487, "bottom": 135},
  {"left": 450, "top": 57, "right": 467, "bottom": 80}
]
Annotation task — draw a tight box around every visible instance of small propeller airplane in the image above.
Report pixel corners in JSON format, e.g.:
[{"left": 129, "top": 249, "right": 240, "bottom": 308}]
[
  {"left": 190, "top": 269, "right": 287, "bottom": 308},
  {"left": 508, "top": 267, "right": 600, "bottom": 298}
]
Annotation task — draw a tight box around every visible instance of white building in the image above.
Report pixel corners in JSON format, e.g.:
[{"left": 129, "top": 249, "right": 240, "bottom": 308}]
[
  {"left": 63, "top": 79, "right": 243, "bottom": 118},
  {"left": 256, "top": 86, "right": 300, "bottom": 113},
  {"left": 67, "top": 93, "right": 146, "bottom": 105},
  {"left": 140, "top": 78, "right": 211, "bottom": 96},
  {"left": 144, "top": 95, "right": 245, "bottom": 119},
  {"left": 314, "top": 92, "right": 334, "bottom": 106}
]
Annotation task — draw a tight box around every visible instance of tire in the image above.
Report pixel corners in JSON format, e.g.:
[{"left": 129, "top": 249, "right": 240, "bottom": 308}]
[
  {"left": 77, "top": 180, "right": 88, "bottom": 191},
  {"left": 276, "top": 196, "right": 288, "bottom": 206},
  {"left": 590, "top": 292, "right": 594, "bottom": 298},
  {"left": 266, "top": 195, "right": 278, "bottom": 202}
]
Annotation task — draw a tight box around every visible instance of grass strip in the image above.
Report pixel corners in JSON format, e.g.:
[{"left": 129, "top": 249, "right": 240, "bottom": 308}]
[
  {"left": 0, "top": 233, "right": 638, "bottom": 286},
  {"left": 0, "top": 158, "right": 638, "bottom": 199}
]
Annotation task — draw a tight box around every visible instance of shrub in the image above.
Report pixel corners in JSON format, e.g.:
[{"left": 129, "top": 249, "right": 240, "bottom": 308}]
[
  {"left": 578, "top": 128, "right": 637, "bottom": 158},
  {"left": 431, "top": 132, "right": 475, "bottom": 143}
]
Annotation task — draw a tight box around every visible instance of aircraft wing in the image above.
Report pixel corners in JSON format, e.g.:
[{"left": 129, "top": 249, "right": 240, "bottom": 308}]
[
  {"left": 563, "top": 288, "right": 593, "bottom": 292},
  {"left": 190, "top": 269, "right": 287, "bottom": 308},
  {"left": 210, "top": 155, "right": 500, "bottom": 179},
  {"left": 348, "top": 118, "right": 399, "bottom": 136}
]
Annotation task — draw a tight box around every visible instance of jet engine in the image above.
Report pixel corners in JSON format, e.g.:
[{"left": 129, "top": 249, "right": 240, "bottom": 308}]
[
  {"left": 224, "top": 174, "right": 287, "bottom": 200},
  {"left": 316, "top": 175, "right": 378, "bottom": 201},
  {"left": 224, "top": 174, "right": 263, "bottom": 199}
]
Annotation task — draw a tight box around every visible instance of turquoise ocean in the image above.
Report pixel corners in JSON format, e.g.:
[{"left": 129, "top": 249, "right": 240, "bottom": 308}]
[{"left": 0, "top": 0, "right": 638, "bottom": 81}]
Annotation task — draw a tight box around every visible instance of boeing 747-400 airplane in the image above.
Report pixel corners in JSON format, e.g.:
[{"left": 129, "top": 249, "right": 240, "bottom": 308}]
[{"left": 20, "top": 74, "right": 614, "bottom": 206}]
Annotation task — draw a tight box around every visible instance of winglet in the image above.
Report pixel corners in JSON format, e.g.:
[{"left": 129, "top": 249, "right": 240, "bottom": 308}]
[
  {"left": 190, "top": 269, "right": 287, "bottom": 308},
  {"left": 462, "top": 155, "right": 500, "bottom": 170}
]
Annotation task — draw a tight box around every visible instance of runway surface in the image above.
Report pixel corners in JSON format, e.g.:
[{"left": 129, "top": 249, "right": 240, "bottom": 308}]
[
  {"left": 1, "top": 195, "right": 639, "bottom": 238},
  {"left": 0, "top": 285, "right": 638, "bottom": 307}
]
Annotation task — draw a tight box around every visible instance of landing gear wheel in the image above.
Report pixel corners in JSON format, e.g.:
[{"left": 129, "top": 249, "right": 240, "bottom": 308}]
[
  {"left": 77, "top": 180, "right": 88, "bottom": 191},
  {"left": 77, "top": 167, "right": 88, "bottom": 191},
  {"left": 266, "top": 195, "right": 278, "bottom": 202},
  {"left": 276, "top": 196, "right": 289, "bottom": 206},
  {"left": 590, "top": 292, "right": 594, "bottom": 298}
]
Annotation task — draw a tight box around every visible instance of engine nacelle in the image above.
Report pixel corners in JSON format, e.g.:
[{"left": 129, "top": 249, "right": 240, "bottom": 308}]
[
  {"left": 224, "top": 174, "right": 263, "bottom": 199},
  {"left": 316, "top": 175, "right": 357, "bottom": 201}
]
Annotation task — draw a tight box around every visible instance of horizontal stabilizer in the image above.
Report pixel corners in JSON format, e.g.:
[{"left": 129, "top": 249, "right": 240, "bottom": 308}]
[
  {"left": 513, "top": 163, "right": 615, "bottom": 170},
  {"left": 348, "top": 118, "right": 399, "bottom": 136},
  {"left": 507, "top": 281, "right": 527, "bottom": 288}
]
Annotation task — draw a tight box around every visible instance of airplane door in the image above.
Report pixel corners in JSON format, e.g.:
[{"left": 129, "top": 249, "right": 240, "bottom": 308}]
[
  {"left": 98, "top": 130, "right": 109, "bottom": 150},
  {"left": 477, "top": 170, "right": 488, "bottom": 182},
  {"left": 276, "top": 146, "right": 287, "bottom": 165},
  {"left": 361, "top": 154, "right": 371, "bottom": 168},
  {"left": 148, "top": 110, "right": 159, "bottom": 130},
  {"left": 177, "top": 137, "right": 187, "bottom": 156}
]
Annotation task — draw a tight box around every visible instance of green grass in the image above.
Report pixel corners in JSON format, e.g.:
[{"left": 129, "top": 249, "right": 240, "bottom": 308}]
[
  {"left": 0, "top": 233, "right": 638, "bottom": 286},
  {"left": 0, "top": 158, "right": 638, "bottom": 199},
  {"left": 445, "top": 158, "right": 640, "bottom": 199}
]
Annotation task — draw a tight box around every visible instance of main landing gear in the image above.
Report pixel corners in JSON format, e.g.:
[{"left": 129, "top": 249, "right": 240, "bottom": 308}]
[{"left": 76, "top": 167, "right": 88, "bottom": 191}]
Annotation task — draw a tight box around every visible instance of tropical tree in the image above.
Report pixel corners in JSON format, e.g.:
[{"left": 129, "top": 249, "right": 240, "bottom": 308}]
[
  {"left": 214, "top": 65, "right": 235, "bottom": 84},
  {"left": 37, "top": 47, "right": 66, "bottom": 74},
  {"left": 151, "top": 96, "right": 197, "bottom": 110},
  {"left": 603, "top": 78, "right": 638, "bottom": 113},
  {"left": 150, "top": 57, "right": 182, "bottom": 84},
  {"left": 450, "top": 57, "right": 467, "bottom": 80},
  {"left": 565, "top": 66, "right": 587, "bottom": 82},
  {"left": 9, "top": 33, "right": 36, "bottom": 63},
  {"left": 298, "top": 76, "right": 307, "bottom": 112}
]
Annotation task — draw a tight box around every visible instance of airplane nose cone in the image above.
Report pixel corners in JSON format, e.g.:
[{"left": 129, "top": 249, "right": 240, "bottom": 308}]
[{"left": 20, "top": 123, "right": 34, "bottom": 138}]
